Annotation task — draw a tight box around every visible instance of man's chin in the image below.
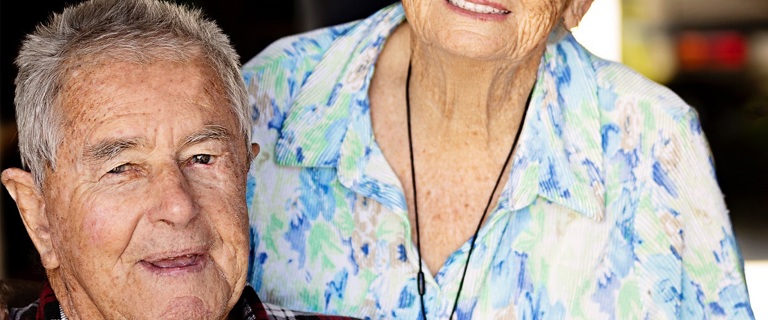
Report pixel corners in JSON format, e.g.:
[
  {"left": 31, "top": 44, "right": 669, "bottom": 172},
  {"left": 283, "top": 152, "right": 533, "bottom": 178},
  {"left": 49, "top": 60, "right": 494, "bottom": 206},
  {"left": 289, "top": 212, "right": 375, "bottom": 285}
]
[
  {"left": 156, "top": 296, "right": 217, "bottom": 320},
  {"left": 116, "top": 288, "right": 230, "bottom": 320},
  {"left": 116, "top": 263, "right": 234, "bottom": 319}
]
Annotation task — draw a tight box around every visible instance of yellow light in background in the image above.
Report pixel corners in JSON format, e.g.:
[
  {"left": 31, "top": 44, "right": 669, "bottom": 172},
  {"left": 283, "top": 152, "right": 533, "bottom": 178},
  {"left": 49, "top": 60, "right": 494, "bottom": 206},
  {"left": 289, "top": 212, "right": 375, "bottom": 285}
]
[
  {"left": 572, "top": 0, "right": 623, "bottom": 62},
  {"left": 613, "top": 0, "right": 678, "bottom": 84}
]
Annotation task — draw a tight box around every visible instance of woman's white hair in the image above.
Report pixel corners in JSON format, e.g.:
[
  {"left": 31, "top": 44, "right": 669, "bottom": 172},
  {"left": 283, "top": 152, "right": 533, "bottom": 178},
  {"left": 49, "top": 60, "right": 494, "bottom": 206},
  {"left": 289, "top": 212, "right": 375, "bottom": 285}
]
[{"left": 14, "top": 0, "right": 251, "bottom": 189}]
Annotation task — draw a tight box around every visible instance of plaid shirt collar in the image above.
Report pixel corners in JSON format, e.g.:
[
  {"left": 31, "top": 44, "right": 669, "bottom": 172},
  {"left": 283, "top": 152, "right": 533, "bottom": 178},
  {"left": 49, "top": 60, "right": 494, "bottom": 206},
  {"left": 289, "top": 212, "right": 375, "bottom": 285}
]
[
  {"left": 232, "top": 283, "right": 359, "bottom": 320},
  {"left": 12, "top": 281, "right": 359, "bottom": 320}
]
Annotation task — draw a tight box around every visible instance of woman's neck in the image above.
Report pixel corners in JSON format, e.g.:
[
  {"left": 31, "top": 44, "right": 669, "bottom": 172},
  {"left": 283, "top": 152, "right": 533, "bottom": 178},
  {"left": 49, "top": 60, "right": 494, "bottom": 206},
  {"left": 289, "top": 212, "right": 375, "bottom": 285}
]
[{"left": 407, "top": 36, "right": 541, "bottom": 145}]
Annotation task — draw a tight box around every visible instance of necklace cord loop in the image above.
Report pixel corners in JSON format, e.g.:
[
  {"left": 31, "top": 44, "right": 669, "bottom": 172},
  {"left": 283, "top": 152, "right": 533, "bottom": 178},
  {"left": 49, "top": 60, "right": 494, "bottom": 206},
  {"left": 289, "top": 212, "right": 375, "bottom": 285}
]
[
  {"left": 417, "top": 271, "right": 426, "bottom": 296},
  {"left": 405, "top": 60, "right": 535, "bottom": 320}
]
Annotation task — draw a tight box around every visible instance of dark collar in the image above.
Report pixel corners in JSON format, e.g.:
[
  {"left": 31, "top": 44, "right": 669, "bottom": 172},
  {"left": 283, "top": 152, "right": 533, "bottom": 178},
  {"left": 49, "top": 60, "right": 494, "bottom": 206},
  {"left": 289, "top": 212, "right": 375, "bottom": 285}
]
[{"left": 13, "top": 281, "right": 357, "bottom": 320}]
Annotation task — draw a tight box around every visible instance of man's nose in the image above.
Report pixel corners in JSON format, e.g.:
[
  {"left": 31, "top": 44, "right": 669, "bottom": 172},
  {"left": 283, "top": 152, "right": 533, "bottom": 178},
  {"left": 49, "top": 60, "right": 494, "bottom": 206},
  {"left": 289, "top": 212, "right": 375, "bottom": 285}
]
[{"left": 147, "top": 166, "right": 198, "bottom": 226}]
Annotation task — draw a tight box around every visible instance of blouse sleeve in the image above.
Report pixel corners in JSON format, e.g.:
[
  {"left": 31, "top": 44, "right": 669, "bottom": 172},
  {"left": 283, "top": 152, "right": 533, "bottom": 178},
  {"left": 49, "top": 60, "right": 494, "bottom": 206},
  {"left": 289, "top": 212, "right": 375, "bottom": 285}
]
[{"left": 661, "top": 109, "right": 754, "bottom": 319}]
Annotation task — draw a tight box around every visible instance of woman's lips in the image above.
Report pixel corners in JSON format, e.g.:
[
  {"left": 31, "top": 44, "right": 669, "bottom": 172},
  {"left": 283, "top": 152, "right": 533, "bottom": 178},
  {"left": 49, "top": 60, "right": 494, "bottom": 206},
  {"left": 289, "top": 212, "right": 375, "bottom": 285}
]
[{"left": 446, "top": 0, "right": 511, "bottom": 15}]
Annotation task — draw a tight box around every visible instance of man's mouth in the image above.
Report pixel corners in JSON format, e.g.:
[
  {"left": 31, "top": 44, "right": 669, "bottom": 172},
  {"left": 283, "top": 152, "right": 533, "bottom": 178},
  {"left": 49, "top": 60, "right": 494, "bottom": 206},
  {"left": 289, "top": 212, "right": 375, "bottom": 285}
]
[
  {"left": 140, "top": 252, "right": 207, "bottom": 274},
  {"left": 447, "top": 0, "right": 511, "bottom": 15},
  {"left": 146, "top": 254, "right": 201, "bottom": 268}
]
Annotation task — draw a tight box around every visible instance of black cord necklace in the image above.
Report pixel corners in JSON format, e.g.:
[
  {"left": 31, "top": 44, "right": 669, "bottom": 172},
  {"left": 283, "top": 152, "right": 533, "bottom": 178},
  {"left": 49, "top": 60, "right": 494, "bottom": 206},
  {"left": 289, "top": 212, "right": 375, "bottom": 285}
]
[{"left": 405, "top": 61, "right": 534, "bottom": 319}]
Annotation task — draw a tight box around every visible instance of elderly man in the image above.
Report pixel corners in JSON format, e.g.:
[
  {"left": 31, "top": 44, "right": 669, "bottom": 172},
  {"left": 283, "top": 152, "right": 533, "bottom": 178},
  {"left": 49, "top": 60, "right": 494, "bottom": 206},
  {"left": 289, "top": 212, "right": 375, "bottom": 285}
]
[{"left": 1, "top": 0, "right": 357, "bottom": 319}]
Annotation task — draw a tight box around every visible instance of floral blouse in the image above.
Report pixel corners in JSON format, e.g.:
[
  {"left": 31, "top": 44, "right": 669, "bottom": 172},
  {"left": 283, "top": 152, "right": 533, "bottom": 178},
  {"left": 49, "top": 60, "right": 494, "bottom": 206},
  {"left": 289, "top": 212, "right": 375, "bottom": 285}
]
[{"left": 242, "top": 3, "right": 753, "bottom": 319}]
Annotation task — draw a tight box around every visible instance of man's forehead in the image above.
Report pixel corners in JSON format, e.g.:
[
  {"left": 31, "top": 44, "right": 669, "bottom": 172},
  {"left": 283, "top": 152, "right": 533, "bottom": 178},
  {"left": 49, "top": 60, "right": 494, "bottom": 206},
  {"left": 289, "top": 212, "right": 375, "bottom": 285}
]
[
  {"left": 62, "top": 57, "right": 211, "bottom": 92},
  {"left": 54, "top": 57, "right": 236, "bottom": 150},
  {"left": 59, "top": 58, "right": 223, "bottom": 118}
]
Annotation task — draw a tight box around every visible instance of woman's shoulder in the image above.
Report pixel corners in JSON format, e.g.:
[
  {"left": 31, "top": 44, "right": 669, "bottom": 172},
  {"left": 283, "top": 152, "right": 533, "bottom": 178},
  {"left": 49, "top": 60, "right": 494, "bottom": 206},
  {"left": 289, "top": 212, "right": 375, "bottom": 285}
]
[
  {"left": 589, "top": 53, "right": 694, "bottom": 121},
  {"left": 551, "top": 34, "right": 696, "bottom": 124},
  {"left": 241, "top": 20, "right": 362, "bottom": 131},
  {"left": 242, "top": 20, "right": 360, "bottom": 74},
  {"left": 242, "top": 3, "right": 404, "bottom": 74}
]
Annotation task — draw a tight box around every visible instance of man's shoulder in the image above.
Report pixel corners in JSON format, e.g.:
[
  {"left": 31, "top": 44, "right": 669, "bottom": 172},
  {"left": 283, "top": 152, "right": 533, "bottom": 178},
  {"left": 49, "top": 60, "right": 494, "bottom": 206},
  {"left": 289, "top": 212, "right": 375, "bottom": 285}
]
[
  {"left": 7, "top": 281, "right": 59, "bottom": 320},
  {"left": 9, "top": 301, "right": 39, "bottom": 320}
]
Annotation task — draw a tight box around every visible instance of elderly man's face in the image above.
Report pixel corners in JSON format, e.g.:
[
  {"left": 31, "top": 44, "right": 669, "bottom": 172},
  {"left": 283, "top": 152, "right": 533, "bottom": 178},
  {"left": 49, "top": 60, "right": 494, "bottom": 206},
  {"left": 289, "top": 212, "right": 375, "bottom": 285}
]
[{"left": 38, "top": 57, "right": 249, "bottom": 319}]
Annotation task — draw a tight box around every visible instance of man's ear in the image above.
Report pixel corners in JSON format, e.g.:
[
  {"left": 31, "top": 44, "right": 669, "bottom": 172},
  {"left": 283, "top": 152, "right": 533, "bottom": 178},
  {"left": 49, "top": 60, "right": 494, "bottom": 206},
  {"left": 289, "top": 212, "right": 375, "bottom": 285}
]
[
  {"left": 563, "top": 0, "right": 594, "bottom": 30},
  {"left": 1, "top": 168, "right": 59, "bottom": 270},
  {"left": 251, "top": 143, "right": 260, "bottom": 158}
]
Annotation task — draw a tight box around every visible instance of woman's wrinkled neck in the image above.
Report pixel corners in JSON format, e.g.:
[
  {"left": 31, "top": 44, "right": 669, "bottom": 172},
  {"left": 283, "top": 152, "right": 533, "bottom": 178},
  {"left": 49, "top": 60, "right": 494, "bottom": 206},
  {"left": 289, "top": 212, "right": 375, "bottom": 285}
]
[{"left": 407, "top": 30, "right": 542, "bottom": 136}]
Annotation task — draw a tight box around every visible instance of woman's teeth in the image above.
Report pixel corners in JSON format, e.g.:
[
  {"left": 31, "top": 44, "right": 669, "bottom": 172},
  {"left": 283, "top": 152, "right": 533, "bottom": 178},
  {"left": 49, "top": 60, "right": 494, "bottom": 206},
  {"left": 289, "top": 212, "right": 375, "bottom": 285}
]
[{"left": 448, "top": 0, "right": 510, "bottom": 14}]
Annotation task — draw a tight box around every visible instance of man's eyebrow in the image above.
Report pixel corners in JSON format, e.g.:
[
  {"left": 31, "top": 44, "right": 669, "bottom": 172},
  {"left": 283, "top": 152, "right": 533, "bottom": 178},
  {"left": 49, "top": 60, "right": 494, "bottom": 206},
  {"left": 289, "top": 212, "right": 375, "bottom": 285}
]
[
  {"left": 84, "top": 138, "right": 143, "bottom": 163},
  {"left": 182, "top": 125, "right": 231, "bottom": 146}
]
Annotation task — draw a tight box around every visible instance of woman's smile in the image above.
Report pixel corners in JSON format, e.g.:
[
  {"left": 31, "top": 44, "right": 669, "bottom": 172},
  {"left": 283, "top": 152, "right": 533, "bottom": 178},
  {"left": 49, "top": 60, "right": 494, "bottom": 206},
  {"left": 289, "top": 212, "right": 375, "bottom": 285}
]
[{"left": 445, "top": 0, "right": 511, "bottom": 19}]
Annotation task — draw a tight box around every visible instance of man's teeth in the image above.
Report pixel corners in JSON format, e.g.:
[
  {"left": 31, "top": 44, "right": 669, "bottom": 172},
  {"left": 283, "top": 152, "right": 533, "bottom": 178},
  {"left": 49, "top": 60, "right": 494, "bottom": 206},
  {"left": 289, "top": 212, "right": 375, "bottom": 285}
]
[
  {"left": 448, "top": 0, "right": 510, "bottom": 14},
  {"left": 150, "top": 254, "right": 198, "bottom": 268}
]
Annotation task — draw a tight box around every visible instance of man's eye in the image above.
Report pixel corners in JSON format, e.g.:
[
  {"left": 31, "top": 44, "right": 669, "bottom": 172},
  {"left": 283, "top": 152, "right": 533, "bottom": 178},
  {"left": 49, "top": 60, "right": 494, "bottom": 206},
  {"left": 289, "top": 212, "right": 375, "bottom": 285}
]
[
  {"left": 108, "top": 163, "right": 130, "bottom": 174},
  {"left": 190, "top": 154, "right": 213, "bottom": 165}
]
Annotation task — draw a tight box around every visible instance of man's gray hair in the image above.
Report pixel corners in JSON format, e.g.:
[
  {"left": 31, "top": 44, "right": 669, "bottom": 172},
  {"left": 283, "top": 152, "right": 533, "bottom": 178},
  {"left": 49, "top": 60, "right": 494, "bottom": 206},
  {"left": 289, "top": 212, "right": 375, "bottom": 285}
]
[{"left": 14, "top": 0, "right": 251, "bottom": 188}]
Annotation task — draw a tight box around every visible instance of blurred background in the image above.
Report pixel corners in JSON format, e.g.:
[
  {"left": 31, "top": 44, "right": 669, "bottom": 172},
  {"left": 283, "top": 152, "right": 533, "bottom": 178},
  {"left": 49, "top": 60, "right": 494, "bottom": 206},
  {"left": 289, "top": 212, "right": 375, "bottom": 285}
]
[{"left": 1, "top": 0, "right": 767, "bottom": 316}]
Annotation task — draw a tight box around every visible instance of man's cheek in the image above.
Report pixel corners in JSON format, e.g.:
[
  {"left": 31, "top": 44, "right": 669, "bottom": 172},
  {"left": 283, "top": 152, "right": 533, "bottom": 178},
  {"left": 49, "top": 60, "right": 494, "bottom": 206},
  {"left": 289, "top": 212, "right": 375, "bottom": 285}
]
[
  {"left": 79, "top": 200, "right": 136, "bottom": 253},
  {"left": 82, "top": 211, "right": 112, "bottom": 246}
]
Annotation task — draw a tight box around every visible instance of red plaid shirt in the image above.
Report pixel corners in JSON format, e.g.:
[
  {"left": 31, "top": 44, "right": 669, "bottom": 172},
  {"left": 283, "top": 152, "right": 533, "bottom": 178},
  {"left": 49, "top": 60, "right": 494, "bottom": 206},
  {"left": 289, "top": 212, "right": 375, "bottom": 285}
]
[{"left": 10, "top": 281, "right": 359, "bottom": 320}]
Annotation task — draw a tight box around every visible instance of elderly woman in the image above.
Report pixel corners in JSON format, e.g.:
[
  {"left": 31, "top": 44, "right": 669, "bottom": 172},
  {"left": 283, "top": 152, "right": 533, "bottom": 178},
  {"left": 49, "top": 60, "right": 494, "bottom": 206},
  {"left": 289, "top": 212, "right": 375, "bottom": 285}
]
[
  {"left": 1, "top": 0, "right": 359, "bottom": 319},
  {"left": 244, "top": 0, "right": 753, "bottom": 319}
]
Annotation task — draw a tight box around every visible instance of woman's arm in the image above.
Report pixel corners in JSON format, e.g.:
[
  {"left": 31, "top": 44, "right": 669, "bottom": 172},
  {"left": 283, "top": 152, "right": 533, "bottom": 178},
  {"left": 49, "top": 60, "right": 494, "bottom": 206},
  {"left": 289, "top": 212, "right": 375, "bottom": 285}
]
[{"left": 661, "top": 109, "right": 753, "bottom": 319}]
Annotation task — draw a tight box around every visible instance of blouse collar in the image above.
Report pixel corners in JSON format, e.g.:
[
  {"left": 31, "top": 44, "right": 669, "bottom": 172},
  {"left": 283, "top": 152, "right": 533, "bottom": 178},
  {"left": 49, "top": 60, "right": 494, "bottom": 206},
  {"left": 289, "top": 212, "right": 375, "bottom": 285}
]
[{"left": 273, "top": 3, "right": 605, "bottom": 222}]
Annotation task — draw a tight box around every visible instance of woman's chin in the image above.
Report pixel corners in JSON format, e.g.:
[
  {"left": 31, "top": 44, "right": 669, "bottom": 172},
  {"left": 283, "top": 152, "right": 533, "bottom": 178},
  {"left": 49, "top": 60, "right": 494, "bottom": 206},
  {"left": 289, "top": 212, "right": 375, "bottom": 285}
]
[{"left": 432, "top": 30, "right": 512, "bottom": 60}]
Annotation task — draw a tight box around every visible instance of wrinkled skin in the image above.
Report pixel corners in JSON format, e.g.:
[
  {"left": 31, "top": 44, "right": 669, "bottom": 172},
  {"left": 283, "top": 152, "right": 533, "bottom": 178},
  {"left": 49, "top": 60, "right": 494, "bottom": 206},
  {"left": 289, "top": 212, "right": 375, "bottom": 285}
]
[
  {"left": 401, "top": 0, "right": 593, "bottom": 61},
  {"left": 2, "top": 57, "right": 250, "bottom": 319},
  {"left": 369, "top": 0, "right": 594, "bottom": 273}
]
